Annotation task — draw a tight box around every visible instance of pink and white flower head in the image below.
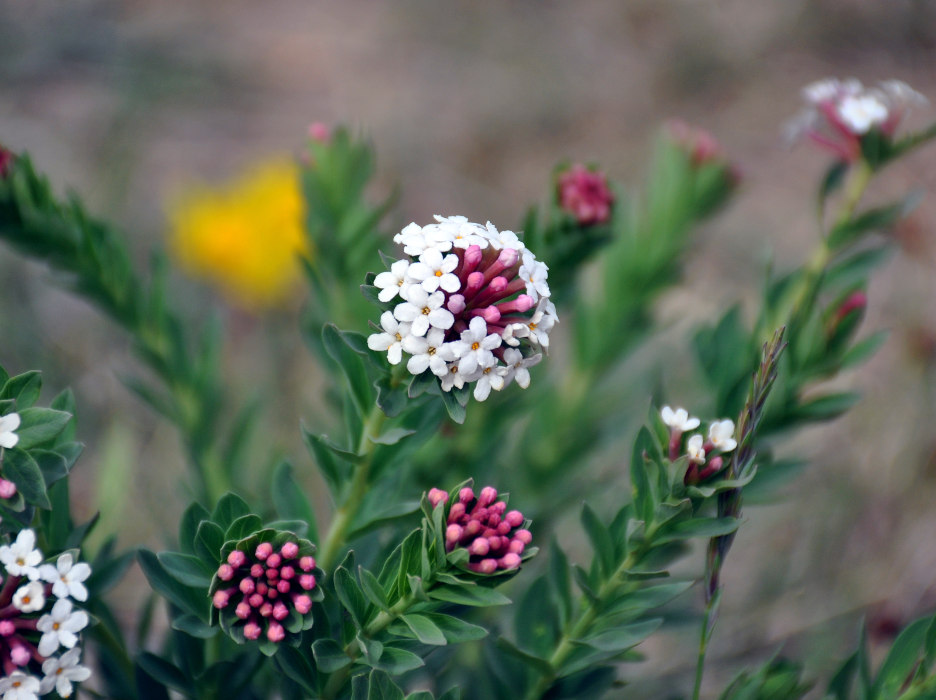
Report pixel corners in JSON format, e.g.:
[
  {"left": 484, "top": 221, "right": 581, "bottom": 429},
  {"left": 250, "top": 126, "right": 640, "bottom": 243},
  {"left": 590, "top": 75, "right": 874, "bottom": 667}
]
[
  {"left": 369, "top": 217, "right": 556, "bottom": 402},
  {"left": 429, "top": 484, "right": 532, "bottom": 574},
  {"left": 210, "top": 530, "right": 323, "bottom": 651},
  {"left": 556, "top": 165, "right": 615, "bottom": 226},
  {"left": 786, "top": 77, "right": 928, "bottom": 162},
  {"left": 0, "top": 530, "right": 92, "bottom": 697}
]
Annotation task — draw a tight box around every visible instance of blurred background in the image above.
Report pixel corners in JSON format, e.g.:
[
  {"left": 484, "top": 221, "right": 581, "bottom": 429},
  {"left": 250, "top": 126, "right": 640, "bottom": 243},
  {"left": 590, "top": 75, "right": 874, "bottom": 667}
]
[{"left": 3, "top": 0, "right": 936, "bottom": 695}]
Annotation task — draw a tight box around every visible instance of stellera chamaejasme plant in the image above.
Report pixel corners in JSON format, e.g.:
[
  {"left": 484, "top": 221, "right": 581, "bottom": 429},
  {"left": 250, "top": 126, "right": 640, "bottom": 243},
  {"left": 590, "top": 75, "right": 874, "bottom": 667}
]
[{"left": 0, "top": 73, "right": 933, "bottom": 700}]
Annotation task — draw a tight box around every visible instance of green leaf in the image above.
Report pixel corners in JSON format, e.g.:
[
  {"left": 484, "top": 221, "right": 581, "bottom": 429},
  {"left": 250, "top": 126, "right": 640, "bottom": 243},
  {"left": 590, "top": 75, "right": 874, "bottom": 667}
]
[
  {"left": 271, "top": 461, "right": 318, "bottom": 544},
  {"left": 274, "top": 646, "right": 318, "bottom": 695},
  {"left": 630, "top": 427, "right": 657, "bottom": 524},
  {"left": 179, "top": 502, "right": 210, "bottom": 555},
  {"left": 211, "top": 492, "right": 251, "bottom": 531},
  {"left": 839, "top": 330, "right": 888, "bottom": 370},
  {"left": 353, "top": 669, "right": 406, "bottom": 700},
  {"left": 323, "top": 323, "right": 375, "bottom": 418},
  {"left": 372, "top": 646, "right": 425, "bottom": 675},
  {"left": 30, "top": 449, "right": 69, "bottom": 487},
  {"left": 137, "top": 653, "right": 194, "bottom": 696},
  {"left": 171, "top": 614, "right": 217, "bottom": 639},
  {"left": 224, "top": 514, "right": 263, "bottom": 543},
  {"left": 549, "top": 538, "right": 573, "bottom": 628},
  {"left": 429, "top": 584, "right": 511, "bottom": 607},
  {"left": 312, "top": 638, "right": 352, "bottom": 673},
  {"left": 370, "top": 427, "right": 416, "bottom": 446},
  {"left": 440, "top": 389, "right": 466, "bottom": 424},
  {"left": 0, "top": 371, "right": 41, "bottom": 407},
  {"left": 401, "top": 614, "right": 447, "bottom": 646},
  {"left": 827, "top": 200, "right": 907, "bottom": 250},
  {"left": 818, "top": 161, "right": 849, "bottom": 208},
  {"left": 420, "top": 612, "right": 487, "bottom": 643},
  {"left": 302, "top": 427, "right": 350, "bottom": 499},
  {"left": 3, "top": 448, "right": 50, "bottom": 509},
  {"left": 13, "top": 407, "right": 71, "bottom": 449},
  {"left": 334, "top": 566, "right": 371, "bottom": 628},
  {"left": 793, "top": 392, "right": 861, "bottom": 422},
  {"left": 137, "top": 550, "right": 208, "bottom": 621},
  {"left": 603, "top": 581, "right": 695, "bottom": 617},
  {"left": 576, "top": 617, "right": 663, "bottom": 652},
  {"left": 359, "top": 566, "right": 390, "bottom": 611},
  {"left": 194, "top": 520, "right": 225, "bottom": 565},
  {"left": 581, "top": 504, "right": 615, "bottom": 577},
  {"left": 656, "top": 517, "right": 740, "bottom": 544},
  {"left": 496, "top": 637, "right": 554, "bottom": 676},
  {"left": 872, "top": 615, "right": 930, "bottom": 697},
  {"left": 157, "top": 552, "right": 215, "bottom": 588}
]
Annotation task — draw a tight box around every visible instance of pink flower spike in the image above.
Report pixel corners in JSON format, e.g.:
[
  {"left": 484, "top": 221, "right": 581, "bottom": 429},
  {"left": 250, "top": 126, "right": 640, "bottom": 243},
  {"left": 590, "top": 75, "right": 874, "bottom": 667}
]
[
  {"left": 0, "top": 480, "right": 16, "bottom": 499},
  {"left": 266, "top": 554, "right": 282, "bottom": 569},
  {"left": 280, "top": 542, "right": 299, "bottom": 559},
  {"left": 495, "top": 295, "right": 534, "bottom": 315},
  {"left": 255, "top": 543, "right": 273, "bottom": 561},
  {"left": 427, "top": 487, "right": 450, "bottom": 508},
  {"left": 244, "top": 622, "right": 262, "bottom": 640},
  {"left": 280, "top": 566, "right": 295, "bottom": 580},
  {"left": 293, "top": 594, "right": 312, "bottom": 614},
  {"left": 299, "top": 574, "right": 316, "bottom": 591},
  {"left": 515, "top": 529, "right": 533, "bottom": 545},
  {"left": 273, "top": 602, "right": 289, "bottom": 621},
  {"left": 227, "top": 550, "right": 247, "bottom": 568},
  {"left": 499, "top": 553, "right": 522, "bottom": 570},
  {"left": 267, "top": 621, "right": 285, "bottom": 643},
  {"left": 217, "top": 564, "right": 235, "bottom": 581},
  {"left": 235, "top": 602, "right": 251, "bottom": 619},
  {"left": 505, "top": 510, "right": 524, "bottom": 528},
  {"left": 299, "top": 556, "right": 315, "bottom": 572}
]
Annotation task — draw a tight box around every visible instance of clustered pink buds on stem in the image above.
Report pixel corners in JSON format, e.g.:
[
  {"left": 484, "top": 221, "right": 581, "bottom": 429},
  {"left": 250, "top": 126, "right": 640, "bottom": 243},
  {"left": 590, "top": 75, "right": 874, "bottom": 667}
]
[
  {"left": 212, "top": 537, "right": 319, "bottom": 645},
  {"left": 665, "top": 120, "right": 725, "bottom": 167},
  {"left": 0, "top": 145, "right": 14, "bottom": 180},
  {"left": 785, "top": 78, "right": 928, "bottom": 162},
  {"left": 556, "top": 164, "right": 615, "bottom": 226},
  {"left": 428, "top": 486, "right": 531, "bottom": 574},
  {"left": 368, "top": 216, "right": 555, "bottom": 401}
]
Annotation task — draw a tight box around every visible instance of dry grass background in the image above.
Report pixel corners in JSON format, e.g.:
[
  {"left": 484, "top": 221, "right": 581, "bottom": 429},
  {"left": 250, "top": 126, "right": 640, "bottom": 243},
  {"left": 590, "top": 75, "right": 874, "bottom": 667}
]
[{"left": 3, "top": 1, "right": 936, "bottom": 695}]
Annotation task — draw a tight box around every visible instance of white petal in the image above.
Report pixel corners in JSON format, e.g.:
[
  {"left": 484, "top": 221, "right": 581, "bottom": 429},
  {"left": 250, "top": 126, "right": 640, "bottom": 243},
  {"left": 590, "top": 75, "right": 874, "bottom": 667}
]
[
  {"left": 428, "top": 308, "right": 454, "bottom": 330},
  {"left": 407, "top": 354, "right": 430, "bottom": 375},
  {"left": 387, "top": 343, "right": 403, "bottom": 365}
]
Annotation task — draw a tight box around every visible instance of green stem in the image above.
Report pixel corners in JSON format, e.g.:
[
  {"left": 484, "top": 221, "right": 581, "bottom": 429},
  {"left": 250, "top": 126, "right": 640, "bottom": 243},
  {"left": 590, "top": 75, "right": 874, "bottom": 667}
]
[
  {"left": 691, "top": 596, "right": 719, "bottom": 700},
  {"left": 896, "top": 672, "right": 936, "bottom": 700},
  {"left": 318, "top": 404, "right": 388, "bottom": 571}
]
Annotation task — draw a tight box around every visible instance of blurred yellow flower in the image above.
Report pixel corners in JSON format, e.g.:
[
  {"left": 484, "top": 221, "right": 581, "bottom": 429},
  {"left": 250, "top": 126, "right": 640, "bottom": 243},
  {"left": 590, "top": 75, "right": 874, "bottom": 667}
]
[{"left": 168, "top": 159, "right": 309, "bottom": 309}]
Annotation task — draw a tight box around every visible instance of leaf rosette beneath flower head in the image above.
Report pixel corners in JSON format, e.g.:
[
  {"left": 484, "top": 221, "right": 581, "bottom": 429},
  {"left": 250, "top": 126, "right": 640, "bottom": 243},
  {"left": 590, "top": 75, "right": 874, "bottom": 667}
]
[{"left": 209, "top": 528, "right": 323, "bottom": 656}]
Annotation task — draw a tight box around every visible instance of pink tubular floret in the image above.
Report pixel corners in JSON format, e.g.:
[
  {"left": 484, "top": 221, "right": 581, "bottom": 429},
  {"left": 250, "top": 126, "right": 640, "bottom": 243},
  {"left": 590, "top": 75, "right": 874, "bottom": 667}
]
[
  {"left": 299, "top": 556, "right": 316, "bottom": 572},
  {"left": 293, "top": 594, "right": 312, "bottom": 614},
  {"left": 280, "top": 541, "right": 299, "bottom": 559},
  {"left": 427, "top": 487, "right": 450, "bottom": 508},
  {"left": 243, "top": 622, "right": 262, "bottom": 640},
  {"left": 228, "top": 550, "right": 247, "bottom": 568},
  {"left": 255, "top": 542, "right": 273, "bottom": 560},
  {"left": 267, "top": 622, "right": 285, "bottom": 643},
  {"left": 217, "top": 563, "right": 235, "bottom": 581}
]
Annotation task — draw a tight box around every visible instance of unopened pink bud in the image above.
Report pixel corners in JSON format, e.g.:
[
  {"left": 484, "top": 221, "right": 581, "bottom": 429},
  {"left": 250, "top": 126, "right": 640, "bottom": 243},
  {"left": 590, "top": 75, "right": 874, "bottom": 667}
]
[
  {"left": 473, "top": 306, "right": 501, "bottom": 324},
  {"left": 496, "top": 522, "right": 511, "bottom": 536},
  {"left": 266, "top": 568, "right": 279, "bottom": 580},
  {"left": 446, "top": 524, "right": 463, "bottom": 543},
  {"left": 505, "top": 510, "right": 524, "bottom": 528},
  {"left": 515, "top": 529, "right": 532, "bottom": 544},
  {"left": 0, "top": 480, "right": 16, "bottom": 499},
  {"left": 267, "top": 621, "right": 285, "bottom": 643},
  {"left": 293, "top": 594, "right": 313, "bottom": 614},
  {"left": 486, "top": 277, "right": 508, "bottom": 295},
  {"left": 266, "top": 588, "right": 278, "bottom": 599},
  {"left": 239, "top": 578, "right": 256, "bottom": 595},
  {"left": 463, "top": 520, "right": 481, "bottom": 538},
  {"left": 257, "top": 582, "right": 269, "bottom": 596},
  {"left": 487, "top": 536, "right": 502, "bottom": 552},
  {"left": 496, "top": 295, "right": 534, "bottom": 314},
  {"left": 0, "top": 146, "right": 15, "bottom": 180},
  {"left": 249, "top": 593, "right": 264, "bottom": 608},
  {"left": 308, "top": 122, "right": 331, "bottom": 143},
  {"left": 244, "top": 622, "right": 262, "bottom": 640},
  {"left": 273, "top": 602, "right": 289, "bottom": 621},
  {"left": 280, "top": 542, "right": 299, "bottom": 559},
  {"left": 448, "top": 503, "right": 466, "bottom": 522},
  {"left": 235, "top": 602, "right": 250, "bottom": 619},
  {"left": 277, "top": 579, "right": 291, "bottom": 594},
  {"left": 464, "top": 244, "right": 483, "bottom": 267},
  {"left": 266, "top": 553, "right": 282, "bottom": 569},
  {"left": 227, "top": 550, "right": 247, "bottom": 567},
  {"left": 459, "top": 487, "right": 475, "bottom": 503},
  {"left": 478, "top": 486, "right": 497, "bottom": 506},
  {"left": 490, "top": 501, "right": 506, "bottom": 514},
  {"left": 255, "top": 542, "right": 273, "bottom": 560},
  {"left": 468, "top": 539, "right": 490, "bottom": 556},
  {"left": 217, "top": 564, "right": 235, "bottom": 581},
  {"left": 0, "top": 621, "right": 14, "bottom": 637},
  {"left": 427, "top": 487, "right": 450, "bottom": 508},
  {"left": 498, "top": 248, "right": 519, "bottom": 267},
  {"left": 464, "top": 271, "right": 485, "bottom": 297},
  {"left": 250, "top": 564, "right": 264, "bottom": 578},
  {"left": 446, "top": 295, "right": 466, "bottom": 314},
  {"left": 508, "top": 539, "right": 526, "bottom": 555},
  {"left": 499, "top": 553, "right": 522, "bottom": 570},
  {"left": 299, "top": 574, "right": 316, "bottom": 591},
  {"left": 280, "top": 565, "right": 295, "bottom": 580},
  {"left": 10, "top": 644, "right": 29, "bottom": 666},
  {"left": 212, "top": 590, "right": 231, "bottom": 609},
  {"left": 476, "top": 558, "right": 497, "bottom": 574},
  {"left": 299, "top": 556, "right": 316, "bottom": 572},
  {"left": 259, "top": 602, "right": 273, "bottom": 618}
]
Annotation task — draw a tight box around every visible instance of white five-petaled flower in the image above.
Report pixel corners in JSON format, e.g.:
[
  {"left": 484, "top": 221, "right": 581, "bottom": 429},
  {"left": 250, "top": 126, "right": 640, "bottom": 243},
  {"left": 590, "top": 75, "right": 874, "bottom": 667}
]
[
  {"left": 687, "top": 434, "right": 706, "bottom": 465},
  {"left": 519, "top": 251, "right": 550, "bottom": 302},
  {"left": 12, "top": 581, "right": 45, "bottom": 613},
  {"left": 660, "top": 406, "right": 701, "bottom": 433},
  {"left": 0, "top": 672, "right": 40, "bottom": 700},
  {"left": 393, "top": 287, "right": 454, "bottom": 337},
  {"left": 37, "top": 598, "right": 89, "bottom": 657},
  {"left": 401, "top": 328, "right": 450, "bottom": 377},
  {"left": 500, "top": 349, "right": 541, "bottom": 389},
  {"left": 449, "top": 317, "right": 501, "bottom": 376},
  {"left": 0, "top": 529, "right": 43, "bottom": 580},
  {"left": 0, "top": 412, "right": 20, "bottom": 449},
  {"left": 837, "top": 94, "right": 889, "bottom": 134},
  {"left": 39, "top": 552, "right": 91, "bottom": 602},
  {"left": 394, "top": 221, "right": 454, "bottom": 257},
  {"left": 39, "top": 648, "right": 92, "bottom": 698},
  {"left": 407, "top": 248, "right": 461, "bottom": 294},
  {"left": 708, "top": 419, "right": 737, "bottom": 452},
  {"left": 373, "top": 259, "right": 412, "bottom": 303},
  {"left": 473, "top": 355, "right": 505, "bottom": 401},
  {"left": 366, "top": 311, "right": 412, "bottom": 365},
  {"left": 511, "top": 298, "right": 557, "bottom": 349}
]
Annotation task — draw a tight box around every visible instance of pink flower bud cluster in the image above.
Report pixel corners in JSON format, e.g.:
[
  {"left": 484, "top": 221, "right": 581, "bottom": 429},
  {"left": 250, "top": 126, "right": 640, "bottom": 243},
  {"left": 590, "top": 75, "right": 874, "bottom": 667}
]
[
  {"left": 556, "top": 165, "right": 615, "bottom": 226},
  {"left": 367, "top": 216, "right": 555, "bottom": 402},
  {"left": 427, "top": 486, "right": 532, "bottom": 574},
  {"left": 212, "top": 540, "right": 317, "bottom": 644},
  {"left": 665, "top": 120, "right": 727, "bottom": 167},
  {"left": 0, "top": 145, "right": 13, "bottom": 180},
  {"left": 785, "top": 78, "right": 928, "bottom": 162}
]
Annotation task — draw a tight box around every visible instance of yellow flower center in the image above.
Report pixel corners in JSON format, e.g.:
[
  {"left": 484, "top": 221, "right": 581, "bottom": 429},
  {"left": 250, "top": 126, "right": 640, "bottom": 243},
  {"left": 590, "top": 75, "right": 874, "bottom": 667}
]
[
  {"left": 528, "top": 322, "right": 537, "bottom": 331},
  {"left": 435, "top": 270, "right": 443, "bottom": 277},
  {"left": 428, "top": 347, "right": 436, "bottom": 355},
  {"left": 394, "top": 333, "right": 402, "bottom": 341},
  {"left": 471, "top": 342, "right": 480, "bottom": 351},
  {"left": 53, "top": 622, "right": 60, "bottom": 630},
  {"left": 22, "top": 596, "right": 30, "bottom": 605},
  {"left": 422, "top": 307, "right": 431, "bottom": 315}
]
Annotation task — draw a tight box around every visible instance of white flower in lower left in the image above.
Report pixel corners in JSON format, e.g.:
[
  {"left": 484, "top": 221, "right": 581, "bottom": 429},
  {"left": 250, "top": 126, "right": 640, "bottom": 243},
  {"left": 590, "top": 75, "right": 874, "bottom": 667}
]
[
  {"left": 0, "top": 672, "right": 40, "bottom": 700},
  {"left": 36, "top": 599, "right": 89, "bottom": 657},
  {"left": 40, "top": 648, "right": 91, "bottom": 699},
  {"left": 367, "top": 312, "right": 411, "bottom": 365}
]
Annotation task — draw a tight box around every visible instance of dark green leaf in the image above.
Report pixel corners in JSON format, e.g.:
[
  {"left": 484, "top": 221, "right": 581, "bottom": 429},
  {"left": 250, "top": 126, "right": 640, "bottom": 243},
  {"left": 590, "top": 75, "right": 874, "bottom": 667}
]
[
  {"left": 372, "top": 646, "right": 425, "bottom": 675},
  {"left": 323, "top": 323, "right": 374, "bottom": 418},
  {"left": 14, "top": 408, "right": 71, "bottom": 449},
  {"left": 3, "top": 448, "right": 50, "bottom": 509},
  {"left": 872, "top": 616, "right": 930, "bottom": 697},
  {"left": 302, "top": 427, "right": 350, "bottom": 499},
  {"left": 137, "top": 549, "right": 209, "bottom": 620},
  {"left": 179, "top": 502, "right": 210, "bottom": 555},
  {"left": 137, "top": 653, "right": 194, "bottom": 696},
  {"left": 271, "top": 461, "right": 318, "bottom": 544},
  {"left": 420, "top": 612, "right": 487, "bottom": 643},
  {"left": 440, "top": 389, "right": 466, "bottom": 424},
  {"left": 224, "top": 514, "right": 263, "bottom": 543},
  {"left": 171, "top": 614, "right": 217, "bottom": 639},
  {"left": 194, "top": 521, "right": 225, "bottom": 565},
  {"left": 793, "top": 392, "right": 861, "bottom": 422},
  {"left": 429, "top": 584, "right": 511, "bottom": 607},
  {"left": 275, "top": 646, "right": 318, "bottom": 695},
  {"left": 157, "top": 552, "right": 214, "bottom": 588},
  {"left": 581, "top": 504, "right": 615, "bottom": 577},
  {"left": 549, "top": 538, "right": 573, "bottom": 628},
  {"left": 359, "top": 566, "right": 390, "bottom": 611},
  {"left": 495, "top": 637, "right": 554, "bottom": 675},
  {"left": 354, "top": 669, "right": 406, "bottom": 700},
  {"left": 334, "top": 566, "right": 371, "bottom": 628},
  {"left": 656, "top": 517, "right": 739, "bottom": 544},
  {"left": 211, "top": 492, "right": 251, "bottom": 532},
  {"left": 0, "top": 371, "right": 41, "bottom": 407},
  {"left": 827, "top": 201, "right": 906, "bottom": 250},
  {"left": 839, "top": 331, "right": 888, "bottom": 370},
  {"left": 312, "top": 638, "right": 352, "bottom": 673},
  {"left": 576, "top": 617, "right": 663, "bottom": 652},
  {"left": 370, "top": 428, "right": 416, "bottom": 446},
  {"left": 401, "top": 614, "right": 447, "bottom": 646}
]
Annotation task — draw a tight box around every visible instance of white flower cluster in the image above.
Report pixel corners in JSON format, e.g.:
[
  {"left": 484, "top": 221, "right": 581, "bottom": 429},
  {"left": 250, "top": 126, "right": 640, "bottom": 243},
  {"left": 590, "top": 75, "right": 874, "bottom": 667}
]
[
  {"left": 368, "top": 216, "right": 556, "bottom": 401},
  {"left": 0, "top": 530, "right": 91, "bottom": 699},
  {"left": 661, "top": 405, "right": 737, "bottom": 475},
  {"left": 786, "top": 77, "right": 927, "bottom": 144}
]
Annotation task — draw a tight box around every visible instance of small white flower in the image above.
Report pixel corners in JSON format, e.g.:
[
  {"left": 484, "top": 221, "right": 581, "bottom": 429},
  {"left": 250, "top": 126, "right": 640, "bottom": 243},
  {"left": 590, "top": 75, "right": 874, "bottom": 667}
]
[
  {"left": 373, "top": 259, "right": 412, "bottom": 303},
  {"left": 519, "top": 252, "right": 550, "bottom": 302},
  {"left": 393, "top": 287, "right": 454, "bottom": 337},
  {"left": 473, "top": 356, "right": 505, "bottom": 401},
  {"left": 801, "top": 77, "right": 861, "bottom": 104},
  {"left": 481, "top": 222, "right": 525, "bottom": 251},
  {"left": 440, "top": 362, "right": 468, "bottom": 392},
  {"left": 0, "top": 530, "right": 43, "bottom": 580},
  {"left": 687, "top": 434, "right": 706, "bottom": 465},
  {"left": 660, "top": 406, "right": 701, "bottom": 432},
  {"left": 432, "top": 215, "right": 490, "bottom": 249},
  {"left": 0, "top": 672, "right": 40, "bottom": 700},
  {"left": 837, "top": 94, "right": 889, "bottom": 134},
  {"left": 39, "top": 552, "right": 91, "bottom": 602},
  {"left": 12, "top": 581, "right": 45, "bottom": 613},
  {"left": 510, "top": 298, "right": 556, "bottom": 349},
  {"left": 708, "top": 419, "right": 737, "bottom": 452},
  {"left": 367, "top": 312, "right": 412, "bottom": 365},
  {"left": 407, "top": 248, "right": 461, "bottom": 294},
  {"left": 37, "top": 598, "right": 89, "bottom": 657},
  {"left": 879, "top": 80, "right": 928, "bottom": 108},
  {"left": 0, "top": 412, "right": 20, "bottom": 449},
  {"left": 500, "top": 349, "right": 541, "bottom": 389},
  {"left": 40, "top": 648, "right": 92, "bottom": 698},
  {"left": 401, "top": 328, "right": 450, "bottom": 377},
  {"left": 449, "top": 317, "right": 501, "bottom": 375},
  {"left": 394, "top": 222, "right": 453, "bottom": 256}
]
